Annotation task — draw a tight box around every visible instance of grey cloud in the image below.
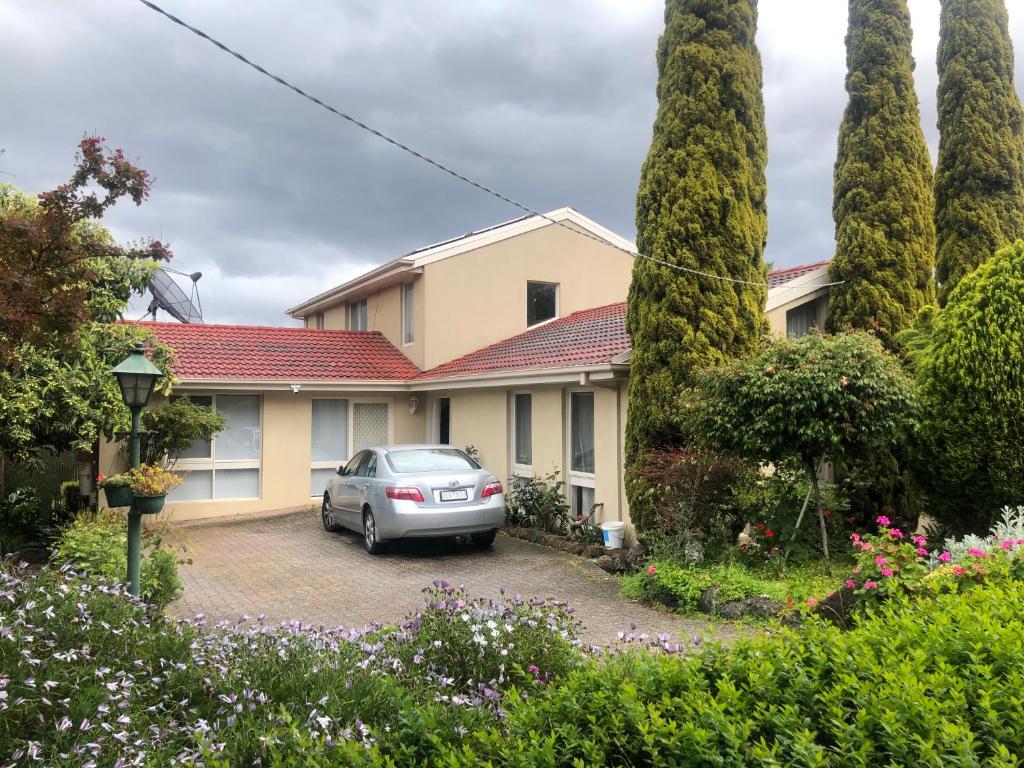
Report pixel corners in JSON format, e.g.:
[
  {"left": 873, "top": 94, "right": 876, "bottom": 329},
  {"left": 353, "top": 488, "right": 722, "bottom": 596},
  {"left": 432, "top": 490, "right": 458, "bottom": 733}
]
[{"left": 1, "top": 1, "right": 1022, "bottom": 324}]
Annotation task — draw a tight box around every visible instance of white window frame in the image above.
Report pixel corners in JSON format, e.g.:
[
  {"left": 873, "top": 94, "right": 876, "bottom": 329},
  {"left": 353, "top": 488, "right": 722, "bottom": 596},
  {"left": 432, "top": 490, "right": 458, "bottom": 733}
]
[
  {"left": 173, "top": 394, "right": 263, "bottom": 502},
  {"left": 526, "top": 281, "right": 559, "bottom": 328},
  {"left": 309, "top": 398, "right": 394, "bottom": 497},
  {"left": 402, "top": 281, "right": 415, "bottom": 345},
  {"left": 565, "top": 388, "right": 595, "bottom": 511},
  {"left": 510, "top": 391, "right": 533, "bottom": 478},
  {"left": 348, "top": 298, "right": 368, "bottom": 331}
]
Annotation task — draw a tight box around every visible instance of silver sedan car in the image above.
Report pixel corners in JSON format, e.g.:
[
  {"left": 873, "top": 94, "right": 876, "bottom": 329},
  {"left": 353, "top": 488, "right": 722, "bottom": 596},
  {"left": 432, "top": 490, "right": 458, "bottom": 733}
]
[{"left": 320, "top": 445, "right": 506, "bottom": 554}]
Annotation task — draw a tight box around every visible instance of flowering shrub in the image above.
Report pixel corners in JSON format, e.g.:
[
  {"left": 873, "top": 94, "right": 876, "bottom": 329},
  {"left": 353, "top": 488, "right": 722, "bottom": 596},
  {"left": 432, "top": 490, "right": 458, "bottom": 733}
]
[
  {"left": 847, "top": 508, "right": 1024, "bottom": 606},
  {"left": 0, "top": 565, "right": 581, "bottom": 765}
]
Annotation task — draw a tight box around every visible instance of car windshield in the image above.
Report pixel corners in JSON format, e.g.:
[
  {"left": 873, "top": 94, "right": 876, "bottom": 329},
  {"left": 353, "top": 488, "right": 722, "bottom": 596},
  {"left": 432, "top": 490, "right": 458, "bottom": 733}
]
[{"left": 386, "top": 448, "right": 479, "bottom": 473}]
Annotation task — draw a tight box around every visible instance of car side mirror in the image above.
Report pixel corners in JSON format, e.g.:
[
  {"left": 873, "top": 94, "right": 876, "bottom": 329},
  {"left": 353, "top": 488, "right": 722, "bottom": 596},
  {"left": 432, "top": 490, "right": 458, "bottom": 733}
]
[{"left": 337, "top": 466, "right": 345, "bottom": 476}]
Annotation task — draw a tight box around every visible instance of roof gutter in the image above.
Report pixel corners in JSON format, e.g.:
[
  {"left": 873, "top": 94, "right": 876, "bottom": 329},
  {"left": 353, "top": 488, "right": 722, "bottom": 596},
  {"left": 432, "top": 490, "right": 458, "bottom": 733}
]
[{"left": 286, "top": 261, "right": 420, "bottom": 317}]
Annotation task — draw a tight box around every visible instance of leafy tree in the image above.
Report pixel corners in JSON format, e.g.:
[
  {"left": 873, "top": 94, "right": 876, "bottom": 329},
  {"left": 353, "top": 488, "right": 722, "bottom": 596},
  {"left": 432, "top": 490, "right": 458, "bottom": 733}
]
[
  {"left": 626, "top": 0, "right": 768, "bottom": 528},
  {"left": 141, "top": 397, "right": 225, "bottom": 468},
  {"left": 0, "top": 325, "right": 175, "bottom": 464},
  {"left": 683, "top": 332, "right": 919, "bottom": 568},
  {"left": 826, "top": 0, "right": 935, "bottom": 345},
  {"left": 934, "top": 0, "right": 1024, "bottom": 305},
  {"left": 914, "top": 240, "right": 1024, "bottom": 534},
  {"left": 0, "top": 137, "right": 171, "bottom": 364}
]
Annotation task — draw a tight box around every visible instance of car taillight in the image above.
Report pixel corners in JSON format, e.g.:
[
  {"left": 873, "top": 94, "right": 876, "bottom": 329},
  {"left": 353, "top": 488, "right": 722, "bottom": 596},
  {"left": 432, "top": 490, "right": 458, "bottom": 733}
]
[
  {"left": 481, "top": 481, "right": 503, "bottom": 499},
  {"left": 386, "top": 486, "right": 425, "bottom": 502}
]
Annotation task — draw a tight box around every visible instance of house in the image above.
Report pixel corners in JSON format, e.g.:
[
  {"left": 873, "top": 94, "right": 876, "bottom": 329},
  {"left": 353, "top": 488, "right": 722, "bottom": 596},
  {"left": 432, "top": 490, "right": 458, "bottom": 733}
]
[{"left": 98, "top": 208, "right": 832, "bottom": 536}]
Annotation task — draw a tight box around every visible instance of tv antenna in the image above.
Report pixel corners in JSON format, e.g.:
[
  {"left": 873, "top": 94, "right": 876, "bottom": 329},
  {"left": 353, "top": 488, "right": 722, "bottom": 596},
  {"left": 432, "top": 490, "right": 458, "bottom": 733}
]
[{"left": 146, "top": 266, "right": 204, "bottom": 323}]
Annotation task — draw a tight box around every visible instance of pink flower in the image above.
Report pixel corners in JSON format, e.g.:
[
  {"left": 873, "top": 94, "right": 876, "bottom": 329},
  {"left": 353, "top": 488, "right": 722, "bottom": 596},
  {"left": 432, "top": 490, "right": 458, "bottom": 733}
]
[
  {"left": 881, "top": 568, "right": 894, "bottom": 577},
  {"left": 952, "top": 565, "right": 968, "bottom": 576},
  {"left": 863, "top": 581, "right": 878, "bottom": 590},
  {"left": 888, "top": 528, "right": 905, "bottom": 539},
  {"left": 916, "top": 548, "right": 928, "bottom": 557},
  {"left": 860, "top": 542, "right": 874, "bottom": 552},
  {"left": 647, "top": 565, "right": 656, "bottom": 576},
  {"left": 1001, "top": 540, "right": 1015, "bottom": 550},
  {"left": 912, "top": 535, "right": 927, "bottom": 545},
  {"left": 874, "top": 556, "right": 888, "bottom": 566},
  {"left": 938, "top": 551, "right": 951, "bottom": 562},
  {"left": 876, "top": 515, "right": 891, "bottom": 526},
  {"left": 846, "top": 578, "right": 856, "bottom": 589},
  {"left": 806, "top": 598, "right": 818, "bottom": 608},
  {"left": 968, "top": 548, "right": 987, "bottom": 558}
]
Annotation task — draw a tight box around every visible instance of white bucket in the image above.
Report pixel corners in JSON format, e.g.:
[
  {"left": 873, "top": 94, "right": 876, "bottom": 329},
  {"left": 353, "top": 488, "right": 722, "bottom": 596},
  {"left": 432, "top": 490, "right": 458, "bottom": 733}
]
[{"left": 600, "top": 520, "right": 626, "bottom": 550}]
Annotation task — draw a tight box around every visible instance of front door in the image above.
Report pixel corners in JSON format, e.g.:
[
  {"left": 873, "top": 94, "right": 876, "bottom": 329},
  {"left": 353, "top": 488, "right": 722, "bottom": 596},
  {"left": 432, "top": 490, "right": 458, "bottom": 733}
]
[{"left": 437, "top": 398, "right": 451, "bottom": 445}]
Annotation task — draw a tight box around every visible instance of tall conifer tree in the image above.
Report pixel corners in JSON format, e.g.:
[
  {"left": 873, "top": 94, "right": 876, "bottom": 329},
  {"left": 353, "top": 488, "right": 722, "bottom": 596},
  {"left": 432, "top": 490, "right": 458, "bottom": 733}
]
[
  {"left": 625, "top": 0, "right": 767, "bottom": 476},
  {"left": 827, "top": 0, "right": 935, "bottom": 345},
  {"left": 934, "top": 0, "right": 1024, "bottom": 305}
]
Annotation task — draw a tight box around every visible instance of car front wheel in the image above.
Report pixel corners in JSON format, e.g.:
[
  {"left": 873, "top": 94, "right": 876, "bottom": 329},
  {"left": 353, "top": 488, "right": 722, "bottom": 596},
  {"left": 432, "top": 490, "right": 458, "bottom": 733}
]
[{"left": 363, "top": 509, "right": 385, "bottom": 555}]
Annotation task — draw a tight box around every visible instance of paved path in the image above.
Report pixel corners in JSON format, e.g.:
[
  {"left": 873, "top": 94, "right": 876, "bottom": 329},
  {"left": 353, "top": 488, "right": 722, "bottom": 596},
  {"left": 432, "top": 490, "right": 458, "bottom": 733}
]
[{"left": 166, "top": 509, "right": 743, "bottom": 646}]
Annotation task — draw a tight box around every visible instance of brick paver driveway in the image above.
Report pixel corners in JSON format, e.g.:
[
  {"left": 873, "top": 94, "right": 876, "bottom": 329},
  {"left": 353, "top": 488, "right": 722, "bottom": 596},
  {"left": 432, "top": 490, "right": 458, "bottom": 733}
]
[{"left": 166, "top": 509, "right": 741, "bottom": 646}]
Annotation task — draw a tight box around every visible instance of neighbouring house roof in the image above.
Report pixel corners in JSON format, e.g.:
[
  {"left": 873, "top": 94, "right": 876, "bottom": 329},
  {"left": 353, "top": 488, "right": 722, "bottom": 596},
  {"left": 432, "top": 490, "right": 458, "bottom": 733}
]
[
  {"left": 135, "top": 321, "right": 421, "bottom": 382},
  {"left": 417, "top": 302, "right": 630, "bottom": 381},
  {"left": 766, "top": 259, "right": 831, "bottom": 288},
  {"left": 765, "top": 260, "right": 833, "bottom": 313},
  {"left": 285, "top": 207, "right": 637, "bottom": 318}
]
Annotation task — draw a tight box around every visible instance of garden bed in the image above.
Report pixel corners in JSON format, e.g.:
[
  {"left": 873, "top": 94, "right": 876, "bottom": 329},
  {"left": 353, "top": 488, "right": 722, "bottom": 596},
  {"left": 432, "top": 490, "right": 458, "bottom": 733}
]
[{"left": 503, "top": 525, "right": 647, "bottom": 573}]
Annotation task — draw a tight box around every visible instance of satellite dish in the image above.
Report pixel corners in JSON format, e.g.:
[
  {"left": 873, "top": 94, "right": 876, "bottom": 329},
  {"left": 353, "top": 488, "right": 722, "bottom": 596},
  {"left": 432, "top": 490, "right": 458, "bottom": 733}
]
[{"left": 147, "top": 266, "right": 204, "bottom": 324}]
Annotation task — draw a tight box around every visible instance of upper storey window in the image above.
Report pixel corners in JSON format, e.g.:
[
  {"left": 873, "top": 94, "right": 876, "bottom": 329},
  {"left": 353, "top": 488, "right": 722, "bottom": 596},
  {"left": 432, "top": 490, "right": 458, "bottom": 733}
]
[
  {"left": 527, "top": 281, "right": 558, "bottom": 327},
  {"left": 348, "top": 298, "right": 368, "bottom": 331}
]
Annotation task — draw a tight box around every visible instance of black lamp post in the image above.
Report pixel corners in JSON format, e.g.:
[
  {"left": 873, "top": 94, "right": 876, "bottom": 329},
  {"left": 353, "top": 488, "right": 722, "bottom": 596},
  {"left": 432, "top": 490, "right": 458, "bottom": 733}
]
[{"left": 111, "top": 342, "right": 163, "bottom": 597}]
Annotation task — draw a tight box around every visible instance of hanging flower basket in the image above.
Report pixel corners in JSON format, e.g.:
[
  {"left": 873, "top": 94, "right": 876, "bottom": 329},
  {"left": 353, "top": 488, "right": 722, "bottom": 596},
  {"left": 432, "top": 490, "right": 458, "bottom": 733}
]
[
  {"left": 104, "top": 484, "right": 133, "bottom": 508},
  {"left": 131, "top": 494, "right": 166, "bottom": 515}
]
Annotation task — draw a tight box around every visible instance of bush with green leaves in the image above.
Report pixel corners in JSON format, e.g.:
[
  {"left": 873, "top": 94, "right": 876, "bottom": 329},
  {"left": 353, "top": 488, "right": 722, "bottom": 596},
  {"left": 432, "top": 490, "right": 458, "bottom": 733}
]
[
  {"left": 53, "top": 509, "right": 182, "bottom": 607},
  {"left": 684, "top": 331, "right": 919, "bottom": 568},
  {"left": 453, "top": 580, "right": 1024, "bottom": 766},
  {"left": 0, "top": 486, "right": 79, "bottom": 556},
  {"left": 140, "top": 396, "right": 225, "bottom": 468},
  {"left": 504, "top": 471, "right": 571, "bottom": 533},
  {"left": 628, "top": 446, "right": 757, "bottom": 561},
  {"left": 914, "top": 239, "right": 1024, "bottom": 534},
  {"left": 622, "top": 560, "right": 836, "bottom": 615}
]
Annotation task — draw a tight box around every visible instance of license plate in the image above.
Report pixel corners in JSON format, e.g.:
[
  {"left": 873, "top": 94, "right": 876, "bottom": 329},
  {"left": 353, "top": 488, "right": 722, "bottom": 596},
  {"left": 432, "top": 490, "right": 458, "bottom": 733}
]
[{"left": 440, "top": 489, "right": 468, "bottom": 502}]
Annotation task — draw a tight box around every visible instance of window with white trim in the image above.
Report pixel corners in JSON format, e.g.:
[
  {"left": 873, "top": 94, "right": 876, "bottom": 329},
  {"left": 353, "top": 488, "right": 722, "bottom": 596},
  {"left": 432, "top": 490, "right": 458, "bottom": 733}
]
[
  {"left": 511, "top": 392, "right": 533, "bottom": 475},
  {"left": 402, "top": 282, "right": 414, "bottom": 344},
  {"left": 567, "top": 390, "right": 595, "bottom": 516},
  {"left": 527, "top": 281, "right": 558, "bottom": 326},
  {"left": 309, "top": 399, "right": 391, "bottom": 496},
  {"left": 170, "top": 394, "right": 262, "bottom": 501},
  {"left": 348, "top": 298, "right": 368, "bottom": 331}
]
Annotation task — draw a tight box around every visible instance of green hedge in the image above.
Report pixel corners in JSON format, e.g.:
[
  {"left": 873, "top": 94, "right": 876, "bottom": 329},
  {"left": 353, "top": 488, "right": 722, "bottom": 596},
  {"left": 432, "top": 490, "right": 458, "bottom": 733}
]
[{"left": 456, "top": 583, "right": 1024, "bottom": 766}]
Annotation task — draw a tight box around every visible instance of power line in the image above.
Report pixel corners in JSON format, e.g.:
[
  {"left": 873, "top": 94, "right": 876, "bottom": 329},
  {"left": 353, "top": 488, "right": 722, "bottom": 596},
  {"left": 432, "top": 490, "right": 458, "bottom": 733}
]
[{"left": 134, "top": 0, "right": 841, "bottom": 292}]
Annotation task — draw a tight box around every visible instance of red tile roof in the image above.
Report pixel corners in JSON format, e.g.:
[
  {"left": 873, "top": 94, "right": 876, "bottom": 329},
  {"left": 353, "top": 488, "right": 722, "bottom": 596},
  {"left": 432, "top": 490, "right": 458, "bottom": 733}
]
[
  {"left": 767, "top": 260, "right": 831, "bottom": 288},
  {"left": 418, "top": 302, "right": 630, "bottom": 380},
  {"left": 135, "top": 322, "right": 421, "bottom": 381}
]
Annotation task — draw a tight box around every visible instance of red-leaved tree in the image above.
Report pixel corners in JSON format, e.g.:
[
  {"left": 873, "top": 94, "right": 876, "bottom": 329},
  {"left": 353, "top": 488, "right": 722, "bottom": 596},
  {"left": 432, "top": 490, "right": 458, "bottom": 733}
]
[{"left": 0, "top": 136, "right": 171, "bottom": 365}]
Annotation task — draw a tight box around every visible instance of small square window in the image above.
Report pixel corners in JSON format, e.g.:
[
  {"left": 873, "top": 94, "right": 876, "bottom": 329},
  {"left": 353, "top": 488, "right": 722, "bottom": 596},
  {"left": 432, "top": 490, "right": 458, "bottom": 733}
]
[{"left": 527, "top": 282, "right": 558, "bottom": 326}]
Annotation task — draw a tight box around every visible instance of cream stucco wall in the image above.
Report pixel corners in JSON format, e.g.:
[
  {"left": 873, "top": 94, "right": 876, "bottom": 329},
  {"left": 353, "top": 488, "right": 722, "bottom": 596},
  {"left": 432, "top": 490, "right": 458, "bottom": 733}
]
[
  {"left": 98, "top": 389, "right": 426, "bottom": 524},
  {"left": 420, "top": 223, "right": 633, "bottom": 368},
  {"left": 443, "top": 380, "right": 633, "bottom": 539},
  {"left": 304, "top": 221, "right": 632, "bottom": 372}
]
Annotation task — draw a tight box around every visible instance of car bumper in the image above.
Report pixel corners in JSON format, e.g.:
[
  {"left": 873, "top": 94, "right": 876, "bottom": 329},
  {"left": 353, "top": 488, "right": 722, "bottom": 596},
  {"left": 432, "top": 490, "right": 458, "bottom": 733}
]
[{"left": 376, "top": 496, "right": 506, "bottom": 540}]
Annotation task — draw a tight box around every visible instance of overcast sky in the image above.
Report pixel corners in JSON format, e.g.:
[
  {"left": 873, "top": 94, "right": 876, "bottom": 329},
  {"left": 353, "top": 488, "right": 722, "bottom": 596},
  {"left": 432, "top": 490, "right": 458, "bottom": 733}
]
[{"left": 2, "top": 1, "right": 1022, "bottom": 325}]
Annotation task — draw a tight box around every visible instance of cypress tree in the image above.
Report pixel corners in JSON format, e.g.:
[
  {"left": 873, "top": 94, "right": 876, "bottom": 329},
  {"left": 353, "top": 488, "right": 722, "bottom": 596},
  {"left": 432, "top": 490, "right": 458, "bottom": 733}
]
[
  {"left": 625, "top": 0, "right": 767, "bottom": 474},
  {"left": 934, "top": 0, "right": 1024, "bottom": 305},
  {"left": 827, "top": 0, "right": 935, "bottom": 345}
]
